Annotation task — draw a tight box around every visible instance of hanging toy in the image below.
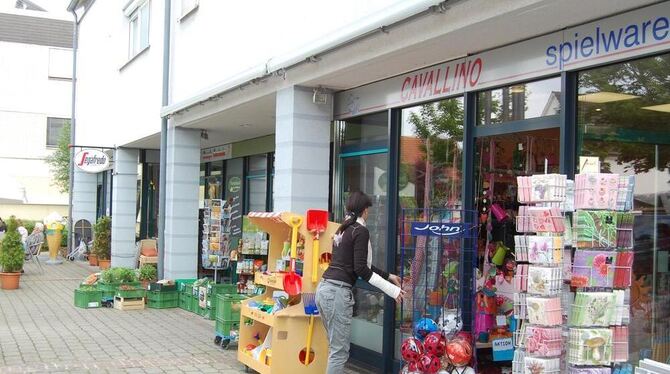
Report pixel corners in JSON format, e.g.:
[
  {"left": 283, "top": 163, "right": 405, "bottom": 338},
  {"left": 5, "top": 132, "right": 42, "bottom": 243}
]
[
  {"left": 414, "top": 318, "right": 439, "bottom": 340},
  {"left": 400, "top": 361, "right": 421, "bottom": 374},
  {"left": 417, "top": 353, "right": 441, "bottom": 374},
  {"left": 401, "top": 337, "right": 424, "bottom": 363},
  {"left": 423, "top": 332, "right": 447, "bottom": 357},
  {"left": 438, "top": 311, "right": 463, "bottom": 339},
  {"left": 445, "top": 338, "right": 473, "bottom": 367}
]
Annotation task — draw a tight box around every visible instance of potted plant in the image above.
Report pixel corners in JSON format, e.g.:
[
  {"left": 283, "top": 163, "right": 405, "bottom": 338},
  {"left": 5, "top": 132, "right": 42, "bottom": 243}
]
[
  {"left": 0, "top": 218, "right": 25, "bottom": 290},
  {"left": 92, "top": 216, "right": 111, "bottom": 269},
  {"left": 138, "top": 264, "right": 157, "bottom": 289}
]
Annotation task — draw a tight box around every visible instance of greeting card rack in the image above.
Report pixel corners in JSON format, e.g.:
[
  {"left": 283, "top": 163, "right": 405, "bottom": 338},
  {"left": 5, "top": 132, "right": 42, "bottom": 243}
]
[{"left": 513, "top": 174, "right": 568, "bottom": 374}]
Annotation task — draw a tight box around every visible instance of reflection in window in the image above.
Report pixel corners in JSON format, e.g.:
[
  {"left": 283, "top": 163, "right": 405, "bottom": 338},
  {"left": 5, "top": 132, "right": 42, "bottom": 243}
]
[
  {"left": 577, "top": 54, "right": 670, "bottom": 364},
  {"left": 246, "top": 155, "right": 267, "bottom": 213},
  {"left": 477, "top": 77, "right": 561, "bottom": 125}
]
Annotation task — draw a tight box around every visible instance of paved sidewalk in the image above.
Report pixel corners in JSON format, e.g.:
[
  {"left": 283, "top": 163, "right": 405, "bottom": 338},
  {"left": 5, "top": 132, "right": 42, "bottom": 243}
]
[{"left": 0, "top": 260, "right": 373, "bottom": 373}]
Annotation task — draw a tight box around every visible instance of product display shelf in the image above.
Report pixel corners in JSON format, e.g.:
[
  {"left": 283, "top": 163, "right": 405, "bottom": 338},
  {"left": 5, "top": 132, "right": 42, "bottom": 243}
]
[{"left": 237, "top": 212, "right": 337, "bottom": 374}]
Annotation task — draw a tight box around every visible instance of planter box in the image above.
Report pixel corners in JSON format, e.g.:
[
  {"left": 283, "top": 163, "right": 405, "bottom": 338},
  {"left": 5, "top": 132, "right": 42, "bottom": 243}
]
[
  {"left": 98, "top": 282, "right": 141, "bottom": 292},
  {"left": 74, "top": 289, "right": 102, "bottom": 308},
  {"left": 115, "top": 289, "right": 146, "bottom": 299}
]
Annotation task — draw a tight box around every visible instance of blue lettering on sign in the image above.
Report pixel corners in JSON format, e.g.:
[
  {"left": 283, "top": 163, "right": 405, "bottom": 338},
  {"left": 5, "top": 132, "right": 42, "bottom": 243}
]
[
  {"left": 411, "top": 222, "right": 464, "bottom": 237},
  {"left": 545, "top": 16, "right": 670, "bottom": 69}
]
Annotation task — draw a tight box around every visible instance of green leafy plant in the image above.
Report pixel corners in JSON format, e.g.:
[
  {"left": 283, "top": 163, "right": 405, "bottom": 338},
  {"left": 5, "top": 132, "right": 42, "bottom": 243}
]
[
  {"left": 78, "top": 285, "right": 97, "bottom": 292},
  {"left": 138, "top": 264, "right": 157, "bottom": 281},
  {"left": 0, "top": 218, "right": 25, "bottom": 273},
  {"left": 92, "top": 216, "right": 111, "bottom": 260},
  {"left": 100, "top": 267, "right": 138, "bottom": 284},
  {"left": 45, "top": 121, "right": 71, "bottom": 193}
]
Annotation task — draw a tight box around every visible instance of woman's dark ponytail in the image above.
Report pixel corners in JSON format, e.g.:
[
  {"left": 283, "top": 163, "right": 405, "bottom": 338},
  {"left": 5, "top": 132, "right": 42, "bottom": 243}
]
[{"left": 336, "top": 191, "right": 373, "bottom": 234}]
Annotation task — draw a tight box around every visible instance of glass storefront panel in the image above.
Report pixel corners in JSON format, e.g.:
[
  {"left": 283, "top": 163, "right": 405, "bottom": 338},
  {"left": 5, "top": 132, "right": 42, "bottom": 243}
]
[
  {"left": 577, "top": 54, "right": 670, "bottom": 364},
  {"left": 246, "top": 155, "right": 267, "bottom": 213},
  {"left": 337, "top": 112, "right": 389, "bottom": 353},
  {"left": 394, "top": 97, "right": 465, "bottom": 359},
  {"left": 476, "top": 77, "right": 561, "bottom": 125}
]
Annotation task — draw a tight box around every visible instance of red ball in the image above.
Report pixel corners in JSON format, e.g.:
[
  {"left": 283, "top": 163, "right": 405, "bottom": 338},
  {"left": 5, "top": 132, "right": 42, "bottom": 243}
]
[
  {"left": 417, "top": 353, "right": 441, "bottom": 374},
  {"left": 401, "top": 337, "right": 424, "bottom": 363},
  {"left": 446, "top": 338, "right": 473, "bottom": 367},
  {"left": 423, "top": 332, "right": 447, "bottom": 357}
]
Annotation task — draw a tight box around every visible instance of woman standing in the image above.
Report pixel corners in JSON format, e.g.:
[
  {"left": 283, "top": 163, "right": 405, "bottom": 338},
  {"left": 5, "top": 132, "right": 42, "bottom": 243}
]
[{"left": 315, "top": 191, "right": 404, "bottom": 374}]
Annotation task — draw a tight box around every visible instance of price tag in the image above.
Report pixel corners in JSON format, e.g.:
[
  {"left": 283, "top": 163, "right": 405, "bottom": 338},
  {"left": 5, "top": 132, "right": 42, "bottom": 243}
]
[{"left": 492, "top": 338, "right": 514, "bottom": 361}]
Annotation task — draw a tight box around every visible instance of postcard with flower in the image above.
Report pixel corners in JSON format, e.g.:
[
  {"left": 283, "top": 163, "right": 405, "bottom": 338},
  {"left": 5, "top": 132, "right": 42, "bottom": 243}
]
[{"left": 571, "top": 250, "right": 616, "bottom": 288}]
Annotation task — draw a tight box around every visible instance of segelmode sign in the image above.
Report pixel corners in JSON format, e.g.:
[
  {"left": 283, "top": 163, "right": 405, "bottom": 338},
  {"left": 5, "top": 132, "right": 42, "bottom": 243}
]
[
  {"left": 74, "top": 149, "right": 110, "bottom": 173},
  {"left": 335, "top": 2, "right": 670, "bottom": 119},
  {"left": 201, "top": 144, "right": 232, "bottom": 162},
  {"left": 411, "top": 222, "right": 464, "bottom": 237}
]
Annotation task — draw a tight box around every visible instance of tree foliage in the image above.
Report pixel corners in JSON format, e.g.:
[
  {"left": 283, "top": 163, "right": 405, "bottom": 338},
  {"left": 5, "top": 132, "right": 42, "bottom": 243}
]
[{"left": 45, "top": 121, "right": 71, "bottom": 194}]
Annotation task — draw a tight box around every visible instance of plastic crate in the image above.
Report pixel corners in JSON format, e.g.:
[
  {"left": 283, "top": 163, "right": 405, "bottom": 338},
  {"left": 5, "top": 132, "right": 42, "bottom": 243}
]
[
  {"left": 215, "top": 318, "right": 240, "bottom": 337},
  {"left": 215, "top": 294, "right": 247, "bottom": 321},
  {"left": 148, "top": 298, "right": 178, "bottom": 309},
  {"left": 207, "top": 283, "right": 237, "bottom": 297},
  {"left": 179, "top": 294, "right": 192, "bottom": 311},
  {"left": 175, "top": 279, "right": 196, "bottom": 291},
  {"left": 147, "top": 290, "right": 178, "bottom": 302},
  {"left": 191, "top": 296, "right": 200, "bottom": 313},
  {"left": 74, "top": 289, "right": 102, "bottom": 308},
  {"left": 148, "top": 283, "right": 177, "bottom": 292},
  {"left": 115, "top": 289, "right": 146, "bottom": 299},
  {"left": 181, "top": 284, "right": 194, "bottom": 295}
]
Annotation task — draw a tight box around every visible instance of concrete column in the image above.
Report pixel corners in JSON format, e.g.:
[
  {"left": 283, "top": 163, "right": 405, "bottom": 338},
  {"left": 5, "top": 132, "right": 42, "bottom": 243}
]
[
  {"left": 163, "top": 127, "right": 200, "bottom": 279},
  {"left": 72, "top": 167, "right": 97, "bottom": 241},
  {"left": 274, "top": 86, "right": 332, "bottom": 213},
  {"left": 110, "top": 148, "right": 138, "bottom": 268}
]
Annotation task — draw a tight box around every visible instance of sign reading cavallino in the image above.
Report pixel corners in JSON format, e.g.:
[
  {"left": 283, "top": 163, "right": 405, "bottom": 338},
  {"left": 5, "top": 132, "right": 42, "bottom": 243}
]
[{"left": 74, "top": 149, "right": 110, "bottom": 173}]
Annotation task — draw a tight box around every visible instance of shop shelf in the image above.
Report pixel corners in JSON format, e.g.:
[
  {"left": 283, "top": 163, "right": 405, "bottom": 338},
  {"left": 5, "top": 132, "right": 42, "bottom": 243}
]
[
  {"left": 74, "top": 288, "right": 102, "bottom": 308},
  {"left": 216, "top": 294, "right": 247, "bottom": 321},
  {"left": 148, "top": 298, "right": 178, "bottom": 309},
  {"left": 241, "top": 303, "right": 275, "bottom": 326},
  {"left": 147, "top": 290, "right": 178, "bottom": 302},
  {"left": 238, "top": 350, "right": 270, "bottom": 374},
  {"left": 254, "top": 272, "right": 285, "bottom": 289}
]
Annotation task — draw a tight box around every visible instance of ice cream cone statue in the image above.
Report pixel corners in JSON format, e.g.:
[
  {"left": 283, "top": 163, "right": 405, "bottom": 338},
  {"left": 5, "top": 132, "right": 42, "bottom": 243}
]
[{"left": 44, "top": 212, "right": 65, "bottom": 265}]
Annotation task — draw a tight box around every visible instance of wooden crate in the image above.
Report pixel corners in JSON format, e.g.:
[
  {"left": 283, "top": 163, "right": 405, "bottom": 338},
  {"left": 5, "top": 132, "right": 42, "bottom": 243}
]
[{"left": 114, "top": 296, "right": 145, "bottom": 311}]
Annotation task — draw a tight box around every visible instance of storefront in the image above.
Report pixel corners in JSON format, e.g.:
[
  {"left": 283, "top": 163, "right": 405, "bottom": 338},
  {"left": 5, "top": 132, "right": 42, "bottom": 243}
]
[{"left": 332, "top": 2, "right": 670, "bottom": 371}]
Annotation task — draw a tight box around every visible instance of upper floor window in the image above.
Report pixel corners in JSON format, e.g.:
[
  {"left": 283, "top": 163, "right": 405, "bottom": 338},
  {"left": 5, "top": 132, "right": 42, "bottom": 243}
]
[
  {"left": 47, "top": 117, "right": 68, "bottom": 147},
  {"left": 128, "top": 1, "right": 150, "bottom": 58},
  {"left": 180, "top": 0, "right": 199, "bottom": 20}
]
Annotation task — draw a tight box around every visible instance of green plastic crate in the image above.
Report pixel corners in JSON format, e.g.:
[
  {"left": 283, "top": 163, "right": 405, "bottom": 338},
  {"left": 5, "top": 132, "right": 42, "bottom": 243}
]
[
  {"left": 191, "top": 296, "right": 200, "bottom": 313},
  {"left": 179, "top": 294, "right": 191, "bottom": 311},
  {"left": 215, "top": 294, "right": 247, "bottom": 321},
  {"left": 148, "top": 283, "right": 177, "bottom": 292},
  {"left": 74, "top": 289, "right": 102, "bottom": 308},
  {"left": 181, "top": 284, "right": 194, "bottom": 295},
  {"left": 175, "top": 279, "right": 196, "bottom": 291},
  {"left": 148, "top": 298, "right": 178, "bottom": 309},
  {"left": 215, "top": 318, "right": 240, "bottom": 337},
  {"left": 147, "top": 290, "right": 178, "bottom": 302},
  {"left": 207, "top": 283, "right": 237, "bottom": 297},
  {"left": 115, "top": 289, "right": 146, "bottom": 299}
]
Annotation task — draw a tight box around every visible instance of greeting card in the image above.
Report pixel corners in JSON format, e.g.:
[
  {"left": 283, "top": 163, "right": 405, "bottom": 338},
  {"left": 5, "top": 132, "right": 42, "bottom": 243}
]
[
  {"left": 611, "top": 326, "right": 629, "bottom": 362},
  {"left": 529, "top": 207, "right": 564, "bottom": 233},
  {"left": 574, "top": 210, "right": 617, "bottom": 249},
  {"left": 567, "top": 328, "right": 613, "bottom": 365},
  {"left": 570, "top": 250, "right": 616, "bottom": 288},
  {"left": 527, "top": 266, "right": 562, "bottom": 296},
  {"left": 615, "top": 212, "right": 634, "bottom": 249},
  {"left": 613, "top": 251, "right": 634, "bottom": 288},
  {"left": 515, "top": 264, "right": 529, "bottom": 292},
  {"left": 524, "top": 357, "right": 560, "bottom": 374},
  {"left": 527, "top": 297, "right": 562, "bottom": 326},
  {"left": 525, "top": 326, "right": 562, "bottom": 357},
  {"left": 575, "top": 173, "right": 619, "bottom": 210},
  {"left": 527, "top": 236, "right": 562, "bottom": 264},
  {"left": 568, "top": 368, "right": 611, "bottom": 374},
  {"left": 569, "top": 292, "right": 616, "bottom": 327}
]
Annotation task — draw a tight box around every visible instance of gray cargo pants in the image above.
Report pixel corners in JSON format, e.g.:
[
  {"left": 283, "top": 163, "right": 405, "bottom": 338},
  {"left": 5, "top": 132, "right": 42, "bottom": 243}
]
[{"left": 315, "top": 279, "right": 355, "bottom": 374}]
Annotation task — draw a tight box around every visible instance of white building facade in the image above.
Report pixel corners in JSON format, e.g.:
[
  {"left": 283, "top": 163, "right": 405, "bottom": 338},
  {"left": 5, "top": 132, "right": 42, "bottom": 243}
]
[
  {"left": 70, "top": 0, "right": 670, "bottom": 371},
  {"left": 0, "top": 4, "right": 72, "bottom": 220}
]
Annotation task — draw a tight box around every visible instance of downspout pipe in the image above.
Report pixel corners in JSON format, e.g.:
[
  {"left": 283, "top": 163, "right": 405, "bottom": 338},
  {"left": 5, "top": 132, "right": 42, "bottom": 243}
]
[
  {"left": 158, "top": 0, "right": 171, "bottom": 279},
  {"left": 67, "top": 8, "right": 79, "bottom": 256}
]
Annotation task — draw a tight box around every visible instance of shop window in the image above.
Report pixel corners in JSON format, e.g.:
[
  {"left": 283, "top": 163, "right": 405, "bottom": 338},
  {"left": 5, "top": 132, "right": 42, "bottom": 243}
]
[
  {"left": 46, "top": 117, "right": 68, "bottom": 147},
  {"left": 577, "top": 54, "right": 670, "bottom": 364},
  {"left": 476, "top": 77, "right": 561, "bottom": 125},
  {"left": 245, "top": 155, "right": 267, "bottom": 213}
]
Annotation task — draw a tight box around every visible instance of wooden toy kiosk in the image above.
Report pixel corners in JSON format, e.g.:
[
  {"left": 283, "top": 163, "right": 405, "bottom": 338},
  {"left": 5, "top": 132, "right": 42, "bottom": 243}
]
[{"left": 238, "top": 212, "right": 338, "bottom": 374}]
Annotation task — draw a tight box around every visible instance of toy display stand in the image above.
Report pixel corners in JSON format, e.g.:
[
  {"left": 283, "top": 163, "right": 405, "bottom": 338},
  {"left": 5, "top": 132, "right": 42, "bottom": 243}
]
[{"left": 237, "top": 212, "right": 337, "bottom": 374}]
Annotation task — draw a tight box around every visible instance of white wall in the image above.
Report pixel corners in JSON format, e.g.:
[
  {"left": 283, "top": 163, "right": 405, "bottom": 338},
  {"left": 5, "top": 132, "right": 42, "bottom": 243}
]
[
  {"left": 0, "top": 40, "right": 71, "bottom": 217},
  {"left": 75, "top": 0, "right": 165, "bottom": 148},
  {"left": 169, "top": 0, "right": 400, "bottom": 104}
]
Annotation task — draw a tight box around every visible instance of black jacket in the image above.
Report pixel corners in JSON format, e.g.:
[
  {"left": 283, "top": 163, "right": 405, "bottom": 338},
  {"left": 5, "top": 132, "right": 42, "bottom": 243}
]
[{"left": 322, "top": 222, "right": 389, "bottom": 286}]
